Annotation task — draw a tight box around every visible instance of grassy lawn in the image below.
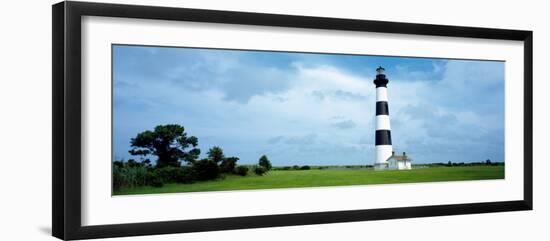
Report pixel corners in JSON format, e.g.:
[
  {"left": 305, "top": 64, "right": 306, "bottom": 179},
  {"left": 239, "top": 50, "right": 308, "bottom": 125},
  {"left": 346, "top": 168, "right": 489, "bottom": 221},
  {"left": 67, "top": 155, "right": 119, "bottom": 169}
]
[{"left": 113, "top": 166, "right": 504, "bottom": 195}]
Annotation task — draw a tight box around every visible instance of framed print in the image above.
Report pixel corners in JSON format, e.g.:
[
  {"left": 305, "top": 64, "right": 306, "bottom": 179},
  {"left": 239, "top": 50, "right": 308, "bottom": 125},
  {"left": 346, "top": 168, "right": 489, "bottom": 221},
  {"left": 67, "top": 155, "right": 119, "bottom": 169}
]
[{"left": 52, "top": 1, "right": 533, "bottom": 240}]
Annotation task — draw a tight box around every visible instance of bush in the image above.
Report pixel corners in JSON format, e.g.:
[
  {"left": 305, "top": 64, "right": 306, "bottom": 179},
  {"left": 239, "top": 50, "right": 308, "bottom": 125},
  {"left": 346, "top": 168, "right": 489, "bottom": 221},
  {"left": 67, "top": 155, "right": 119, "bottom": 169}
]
[
  {"left": 299, "top": 165, "right": 311, "bottom": 170},
  {"left": 113, "top": 157, "right": 226, "bottom": 190},
  {"left": 235, "top": 165, "right": 249, "bottom": 176},
  {"left": 154, "top": 166, "right": 177, "bottom": 183},
  {"left": 176, "top": 167, "right": 196, "bottom": 183},
  {"left": 113, "top": 161, "right": 124, "bottom": 168},
  {"left": 253, "top": 166, "right": 267, "bottom": 176},
  {"left": 193, "top": 159, "right": 220, "bottom": 181},
  {"left": 151, "top": 180, "right": 163, "bottom": 187},
  {"left": 112, "top": 164, "right": 125, "bottom": 191},
  {"left": 147, "top": 172, "right": 164, "bottom": 188},
  {"left": 112, "top": 162, "right": 149, "bottom": 191},
  {"left": 153, "top": 166, "right": 196, "bottom": 184},
  {"left": 220, "top": 157, "right": 239, "bottom": 173}
]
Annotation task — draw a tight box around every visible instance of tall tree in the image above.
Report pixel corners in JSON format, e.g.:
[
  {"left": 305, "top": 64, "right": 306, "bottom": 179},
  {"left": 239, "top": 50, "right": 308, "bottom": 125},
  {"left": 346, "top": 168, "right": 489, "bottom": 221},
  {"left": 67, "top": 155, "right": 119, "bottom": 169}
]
[
  {"left": 129, "top": 124, "right": 200, "bottom": 167},
  {"left": 258, "top": 155, "right": 272, "bottom": 171}
]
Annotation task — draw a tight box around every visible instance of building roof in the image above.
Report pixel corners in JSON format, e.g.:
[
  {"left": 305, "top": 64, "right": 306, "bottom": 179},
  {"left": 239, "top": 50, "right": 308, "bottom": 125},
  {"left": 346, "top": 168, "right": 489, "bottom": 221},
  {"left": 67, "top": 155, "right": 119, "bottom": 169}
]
[{"left": 386, "top": 154, "right": 412, "bottom": 162}]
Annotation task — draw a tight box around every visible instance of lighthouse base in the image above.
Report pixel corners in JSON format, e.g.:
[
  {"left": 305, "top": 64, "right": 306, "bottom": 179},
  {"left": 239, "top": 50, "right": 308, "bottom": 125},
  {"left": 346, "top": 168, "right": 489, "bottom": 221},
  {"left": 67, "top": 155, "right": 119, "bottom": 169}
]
[{"left": 374, "top": 162, "right": 389, "bottom": 170}]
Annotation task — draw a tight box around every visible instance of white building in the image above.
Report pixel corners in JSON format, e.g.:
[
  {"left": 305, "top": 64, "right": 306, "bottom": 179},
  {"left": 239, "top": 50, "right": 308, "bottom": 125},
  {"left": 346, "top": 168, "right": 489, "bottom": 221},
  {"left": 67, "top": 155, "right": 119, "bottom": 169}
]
[{"left": 386, "top": 151, "right": 412, "bottom": 170}]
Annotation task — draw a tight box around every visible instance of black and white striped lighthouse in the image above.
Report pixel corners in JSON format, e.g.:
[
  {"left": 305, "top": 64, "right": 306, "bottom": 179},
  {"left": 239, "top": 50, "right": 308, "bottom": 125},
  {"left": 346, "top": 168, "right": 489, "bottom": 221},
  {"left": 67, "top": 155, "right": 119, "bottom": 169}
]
[{"left": 374, "top": 66, "right": 393, "bottom": 170}]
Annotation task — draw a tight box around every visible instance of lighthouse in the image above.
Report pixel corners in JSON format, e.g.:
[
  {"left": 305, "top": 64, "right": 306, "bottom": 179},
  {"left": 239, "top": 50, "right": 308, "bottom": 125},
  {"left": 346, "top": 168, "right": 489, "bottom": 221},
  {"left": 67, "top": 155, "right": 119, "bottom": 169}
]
[{"left": 373, "top": 66, "right": 393, "bottom": 170}]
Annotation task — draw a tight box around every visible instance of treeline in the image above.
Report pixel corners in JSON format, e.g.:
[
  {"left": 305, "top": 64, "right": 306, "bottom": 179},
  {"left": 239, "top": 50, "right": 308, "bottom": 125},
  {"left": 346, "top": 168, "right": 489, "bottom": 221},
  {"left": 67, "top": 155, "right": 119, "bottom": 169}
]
[
  {"left": 423, "top": 159, "right": 504, "bottom": 167},
  {"left": 272, "top": 165, "right": 374, "bottom": 170},
  {"left": 273, "top": 165, "right": 312, "bottom": 171},
  {"left": 113, "top": 124, "right": 272, "bottom": 191}
]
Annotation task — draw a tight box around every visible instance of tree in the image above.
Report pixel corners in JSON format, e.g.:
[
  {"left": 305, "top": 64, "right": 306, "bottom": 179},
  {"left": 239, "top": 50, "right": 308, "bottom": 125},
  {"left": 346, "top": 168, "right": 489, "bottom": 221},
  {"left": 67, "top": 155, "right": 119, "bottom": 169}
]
[
  {"left": 142, "top": 159, "right": 152, "bottom": 168},
  {"left": 207, "top": 147, "right": 240, "bottom": 173},
  {"left": 129, "top": 124, "right": 200, "bottom": 168},
  {"left": 258, "top": 155, "right": 272, "bottom": 171},
  {"left": 207, "top": 146, "right": 225, "bottom": 164},
  {"left": 485, "top": 159, "right": 492, "bottom": 165}
]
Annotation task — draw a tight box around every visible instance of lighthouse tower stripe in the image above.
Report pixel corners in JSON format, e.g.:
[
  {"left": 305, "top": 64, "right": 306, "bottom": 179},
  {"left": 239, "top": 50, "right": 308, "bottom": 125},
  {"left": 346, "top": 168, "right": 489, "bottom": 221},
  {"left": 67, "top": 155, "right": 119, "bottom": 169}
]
[
  {"left": 376, "top": 87, "right": 388, "bottom": 101},
  {"left": 376, "top": 115, "right": 391, "bottom": 130},
  {"left": 375, "top": 101, "right": 389, "bottom": 115},
  {"left": 375, "top": 130, "right": 392, "bottom": 145}
]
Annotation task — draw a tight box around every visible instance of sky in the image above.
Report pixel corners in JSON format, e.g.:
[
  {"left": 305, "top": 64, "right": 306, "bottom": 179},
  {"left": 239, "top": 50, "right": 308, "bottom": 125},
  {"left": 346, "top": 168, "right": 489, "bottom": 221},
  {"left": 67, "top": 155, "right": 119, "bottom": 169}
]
[{"left": 112, "top": 45, "right": 505, "bottom": 165}]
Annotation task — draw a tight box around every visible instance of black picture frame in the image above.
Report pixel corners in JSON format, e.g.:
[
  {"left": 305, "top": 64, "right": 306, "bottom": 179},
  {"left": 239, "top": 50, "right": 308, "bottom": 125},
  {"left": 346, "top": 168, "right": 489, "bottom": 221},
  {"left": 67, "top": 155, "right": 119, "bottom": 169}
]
[{"left": 52, "top": 1, "right": 533, "bottom": 240}]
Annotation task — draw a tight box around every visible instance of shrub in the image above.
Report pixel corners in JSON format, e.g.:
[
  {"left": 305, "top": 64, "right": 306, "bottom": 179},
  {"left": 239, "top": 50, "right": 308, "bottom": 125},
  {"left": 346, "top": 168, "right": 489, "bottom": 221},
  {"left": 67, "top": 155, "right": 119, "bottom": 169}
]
[
  {"left": 112, "top": 162, "right": 149, "bottom": 191},
  {"left": 193, "top": 159, "right": 220, "bottom": 181},
  {"left": 112, "top": 164, "right": 124, "bottom": 191},
  {"left": 253, "top": 166, "right": 267, "bottom": 176},
  {"left": 299, "top": 165, "right": 311, "bottom": 170},
  {"left": 153, "top": 166, "right": 189, "bottom": 183},
  {"left": 147, "top": 172, "right": 164, "bottom": 188},
  {"left": 175, "top": 167, "right": 196, "bottom": 183},
  {"left": 235, "top": 165, "right": 249, "bottom": 176},
  {"left": 113, "top": 161, "right": 124, "bottom": 168},
  {"left": 151, "top": 180, "right": 163, "bottom": 187},
  {"left": 220, "top": 157, "right": 239, "bottom": 173},
  {"left": 114, "top": 164, "right": 197, "bottom": 190},
  {"left": 144, "top": 166, "right": 197, "bottom": 186},
  {"left": 154, "top": 166, "right": 177, "bottom": 183}
]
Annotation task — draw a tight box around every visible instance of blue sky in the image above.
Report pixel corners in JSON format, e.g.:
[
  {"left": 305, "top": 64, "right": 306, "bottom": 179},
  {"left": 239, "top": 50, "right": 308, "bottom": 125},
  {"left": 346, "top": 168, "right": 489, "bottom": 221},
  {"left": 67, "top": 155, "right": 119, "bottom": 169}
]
[{"left": 113, "top": 45, "right": 505, "bottom": 165}]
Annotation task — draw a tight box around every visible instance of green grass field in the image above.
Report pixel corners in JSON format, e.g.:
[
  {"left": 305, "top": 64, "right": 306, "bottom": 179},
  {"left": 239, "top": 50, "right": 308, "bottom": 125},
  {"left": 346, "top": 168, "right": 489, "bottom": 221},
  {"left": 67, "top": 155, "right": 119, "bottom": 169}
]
[{"left": 113, "top": 166, "right": 504, "bottom": 195}]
